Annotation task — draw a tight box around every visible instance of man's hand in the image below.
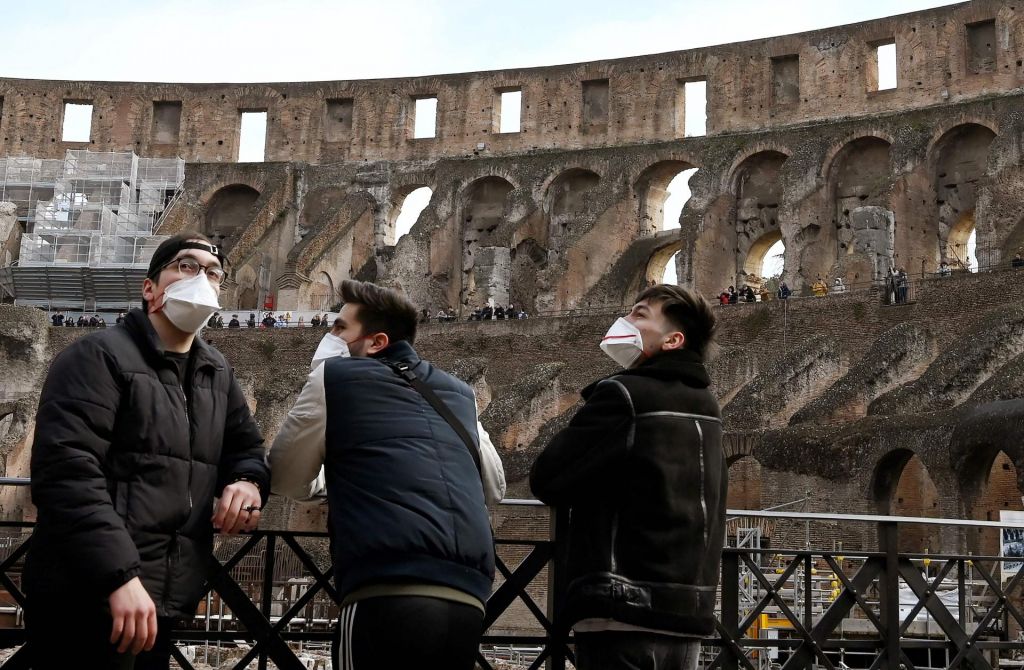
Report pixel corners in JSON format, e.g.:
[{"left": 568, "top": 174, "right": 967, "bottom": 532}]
[
  {"left": 109, "top": 577, "right": 157, "bottom": 654},
  {"left": 212, "top": 480, "right": 262, "bottom": 534}
]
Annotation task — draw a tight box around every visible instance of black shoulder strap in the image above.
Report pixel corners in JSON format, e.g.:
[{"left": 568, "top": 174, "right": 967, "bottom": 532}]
[{"left": 379, "top": 359, "right": 482, "bottom": 474}]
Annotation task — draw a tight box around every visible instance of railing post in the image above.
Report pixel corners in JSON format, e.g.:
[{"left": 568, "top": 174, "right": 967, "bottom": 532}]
[
  {"left": 878, "top": 520, "right": 901, "bottom": 668},
  {"left": 547, "top": 507, "right": 569, "bottom": 670},
  {"left": 721, "top": 550, "right": 740, "bottom": 670},
  {"left": 259, "top": 533, "right": 276, "bottom": 670}
]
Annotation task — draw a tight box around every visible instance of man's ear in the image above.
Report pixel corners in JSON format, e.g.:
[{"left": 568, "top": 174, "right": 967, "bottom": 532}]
[
  {"left": 366, "top": 332, "right": 391, "bottom": 356},
  {"left": 142, "top": 277, "right": 157, "bottom": 312},
  {"left": 662, "top": 331, "right": 686, "bottom": 352}
]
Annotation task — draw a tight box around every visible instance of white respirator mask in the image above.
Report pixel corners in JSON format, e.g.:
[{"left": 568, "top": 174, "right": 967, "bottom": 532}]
[
  {"left": 311, "top": 332, "right": 351, "bottom": 370},
  {"left": 600, "top": 317, "right": 646, "bottom": 369},
  {"left": 158, "top": 273, "right": 221, "bottom": 335}
]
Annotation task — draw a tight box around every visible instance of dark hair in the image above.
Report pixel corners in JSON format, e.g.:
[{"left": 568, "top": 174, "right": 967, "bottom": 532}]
[
  {"left": 142, "top": 231, "right": 216, "bottom": 311},
  {"left": 340, "top": 279, "right": 418, "bottom": 345},
  {"left": 635, "top": 284, "right": 717, "bottom": 358}
]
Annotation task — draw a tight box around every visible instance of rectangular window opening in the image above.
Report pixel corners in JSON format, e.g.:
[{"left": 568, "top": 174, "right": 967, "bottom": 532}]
[
  {"left": 771, "top": 55, "right": 800, "bottom": 105},
  {"left": 497, "top": 89, "right": 522, "bottom": 134},
  {"left": 238, "top": 110, "right": 267, "bottom": 162},
  {"left": 151, "top": 101, "right": 182, "bottom": 144},
  {"left": 967, "top": 19, "right": 997, "bottom": 74},
  {"left": 683, "top": 80, "right": 707, "bottom": 137},
  {"left": 582, "top": 79, "right": 610, "bottom": 129},
  {"left": 61, "top": 102, "right": 93, "bottom": 143},
  {"left": 324, "top": 98, "right": 354, "bottom": 142},
  {"left": 413, "top": 96, "right": 437, "bottom": 139},
  {"left": 873, "top": 41, "right": 898, "bottom": 91}
]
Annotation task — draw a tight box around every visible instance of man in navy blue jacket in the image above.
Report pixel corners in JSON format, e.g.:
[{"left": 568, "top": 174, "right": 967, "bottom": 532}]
[{"left": 270, "top": 279, "right": 502, "bottom": 670}]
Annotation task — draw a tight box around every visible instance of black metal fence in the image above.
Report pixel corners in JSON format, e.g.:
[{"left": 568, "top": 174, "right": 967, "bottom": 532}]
[{"left": 0, "top": 506, "right": 1022, "bottom": 669}]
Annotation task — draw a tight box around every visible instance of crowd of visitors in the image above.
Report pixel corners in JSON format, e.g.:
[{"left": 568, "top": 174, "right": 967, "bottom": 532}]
[{"left": 49, "top": 311, "right": 109, "bottom": 328}]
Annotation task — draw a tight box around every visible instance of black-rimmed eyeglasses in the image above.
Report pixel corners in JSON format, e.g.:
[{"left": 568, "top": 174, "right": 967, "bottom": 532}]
[{"left": 157, "top": 256, "right": 226, "bottom": 284}]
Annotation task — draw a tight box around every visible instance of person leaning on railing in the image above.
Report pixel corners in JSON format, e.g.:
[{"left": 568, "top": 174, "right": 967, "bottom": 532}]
[{"left": 23, "top": 232, "right": 269, "bottom": 670}]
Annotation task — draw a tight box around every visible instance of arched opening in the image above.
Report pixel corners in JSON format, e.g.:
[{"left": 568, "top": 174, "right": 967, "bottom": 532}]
[
  {"left": 546, "top": 168, "right": 600, "bottom": 250},
  {"left": 933, "top": 124, "right": 996, "bottom": 270},
  {"left": 970, "top": 451, "right": 1023, "bottom": 558},
  {"left": 948, "top": 214, "right": 978, "bottom": 272},
  {"left": 461, "top": 177, "right": 515, "bottom": 309},
  {"left": 644, "top": 242, "right": 682, "bottom": 290},
  {"left": 662, "top": 251, "right": 679, "bottom": 285},
  {"left": 310, "top": 272, "right": 335, "bottom": 312},
  {"left": 203, "top": 185, "right": 261, "bottom": 252},
  {"left": 662, "top": 168, "right": 697, "bottom": 231},
  {"left": 830, "top": 137, "right": 893, "bottom": 282},
  {"left": 635, "top": 161, "right": 698, "bottom": 235},
  {"left": 734, "top": 151, "right": 787, "bottom": 288},
  {"left": 727, "top": 455, "right": 763, "bottom": 511},
  {"left": 390, "top": 186, "right": 433, "bottom": 244},
  {"left": 741, "top": 230, "right": 783, "bottom": 293},
  {"left": 872, "top": 449, "right": 940, "bottom": 552}
]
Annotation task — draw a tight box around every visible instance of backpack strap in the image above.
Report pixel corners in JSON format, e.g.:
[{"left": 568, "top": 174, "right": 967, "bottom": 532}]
[{"left": 378, "top": 358, "right": 482, "bottom": 474}]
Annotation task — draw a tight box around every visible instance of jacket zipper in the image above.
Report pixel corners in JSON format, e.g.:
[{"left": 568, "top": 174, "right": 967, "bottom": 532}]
[
  {"left": 180, "top": 385, "right": 194, "bottom": 514},
  {"left": 695, "top": 420, "right": 709, "bottom": 551}
]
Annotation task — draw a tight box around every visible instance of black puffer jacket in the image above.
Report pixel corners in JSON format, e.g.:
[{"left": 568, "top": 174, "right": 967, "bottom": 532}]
[
  {"left": 530, "top": 349, "right": 726, "bottom": 635},
  {"left": 25, "top": 309, "right": 268, "bottom": 617}
]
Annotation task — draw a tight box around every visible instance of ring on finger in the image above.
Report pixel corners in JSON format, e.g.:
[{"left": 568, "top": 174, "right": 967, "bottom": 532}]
[{"left": 244, "top": 505, "right": 260, "bottom": 513}]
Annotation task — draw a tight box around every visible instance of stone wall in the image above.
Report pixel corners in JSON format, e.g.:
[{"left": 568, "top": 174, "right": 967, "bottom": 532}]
[{"left": 3, "top": 267, "right": 1024, "bottom": 556}]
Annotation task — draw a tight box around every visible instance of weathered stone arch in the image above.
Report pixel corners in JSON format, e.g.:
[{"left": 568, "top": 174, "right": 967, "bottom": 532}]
[
  {"left": 727, "top": 455, "right": 763, "bottom": 511},
  {"left": 202, "top": 184, "right": 261, "bottom": 251},
  {"left": 827, "top": 136, "right": 894, "bottom": 282},
  {"left": 734, "top": 151, "right": 788, "bottom": 289},
  {"left": 310, "top": 271, "right": 336, "bottom": 312},
  {"left": 459, "top": 176, "right": 515, "bottom": 309},
  {"left": 871, "top": 448, "right": 941, "bottom": 551},
  {"left": 929, "top": 123, "right": 997, "bottom": 269},
  {"left": 386, "top": 183, "right": 433, "bottom": 245},
  {"left": 233, "top": 264, "right": 260, "bottom": 310},
  {"left": 544, "top": 168, "right": 601, "bottom": 251},
  {"left": 634, "top": 160, "right": 699, "bottom": 236}
]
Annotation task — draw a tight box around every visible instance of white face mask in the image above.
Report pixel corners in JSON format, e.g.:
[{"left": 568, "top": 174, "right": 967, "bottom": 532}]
[
  {"left": 600, "top": 317, "right": 646, "bottom": 369},
  {"left": 157, "top": 272, "right": 221, "bottom": 334},
  {"left": 311, "top": 332, "right": 351, "bottom": 370}
]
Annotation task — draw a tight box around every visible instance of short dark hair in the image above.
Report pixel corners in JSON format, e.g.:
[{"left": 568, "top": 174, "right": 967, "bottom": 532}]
[
  {"left": 143, "top": 231, "right": 217, "bottom": 311},
  {"left": 635, "top": 284, "right": 717, "bottom": 358},
  {"left": 340, "top": 279, "right": 418, "bottom": 345}
]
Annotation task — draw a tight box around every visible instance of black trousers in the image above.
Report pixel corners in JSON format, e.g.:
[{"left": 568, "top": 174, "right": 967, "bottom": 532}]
[
  {"left": 335, "top": 596, "right": 483, "bottom": 670},
  {"left": 25, "top": 604, "right": 174, "bottom": 670},
  {"left": 575, "top": 631, "right": 701, "bottom": 670}
]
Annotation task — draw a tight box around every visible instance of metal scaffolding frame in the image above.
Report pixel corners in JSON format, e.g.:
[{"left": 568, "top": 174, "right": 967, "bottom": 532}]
[{"left": 0, "top": 150, "right": 184, "bottom": 309}]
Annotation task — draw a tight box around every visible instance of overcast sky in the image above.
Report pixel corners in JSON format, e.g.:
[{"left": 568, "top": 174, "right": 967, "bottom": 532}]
[{"left": 6, "top": 1, "right": 958, "bottom": 83}]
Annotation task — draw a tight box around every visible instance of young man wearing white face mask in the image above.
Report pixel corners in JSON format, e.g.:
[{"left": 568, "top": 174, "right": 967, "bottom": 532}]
[
  {"left": 24, "top": 232, "right": 269, "bottom": 670},
  {"left": 270, "top": 279, "right": 504, "bottom": 670},
  {"left": 530, "top": 284, "right": 726, "bottom": 670}
]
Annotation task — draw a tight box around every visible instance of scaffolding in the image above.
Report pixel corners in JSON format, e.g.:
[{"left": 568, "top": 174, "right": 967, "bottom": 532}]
[{"left": 0, "top": 150, "right": 184, "bottom": 309}]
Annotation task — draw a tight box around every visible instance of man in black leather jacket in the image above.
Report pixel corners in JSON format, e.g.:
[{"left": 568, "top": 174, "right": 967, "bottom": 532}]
[{"left": 531, "top": 284, "right": 726, "bottom": 670}]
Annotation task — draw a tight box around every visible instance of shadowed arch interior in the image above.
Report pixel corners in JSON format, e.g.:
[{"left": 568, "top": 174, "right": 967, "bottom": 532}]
[{"left": 203, "top": 184, "right": 261, "bottom": 251}]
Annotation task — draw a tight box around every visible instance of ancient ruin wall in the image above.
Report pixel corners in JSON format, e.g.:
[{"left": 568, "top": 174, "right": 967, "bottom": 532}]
[{"left": 0, "top": 2, "right": 1018, "bottom": 163}]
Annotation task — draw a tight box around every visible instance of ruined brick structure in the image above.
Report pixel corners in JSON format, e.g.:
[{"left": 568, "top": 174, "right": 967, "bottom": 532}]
[{"left": 1, "top": 1, "right": 1024, "bottom": 569}]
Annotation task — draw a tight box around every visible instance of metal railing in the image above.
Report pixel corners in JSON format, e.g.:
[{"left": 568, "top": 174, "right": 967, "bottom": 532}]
[{"left": 0, "top": 501, "right": 1022, "bottom": 668}]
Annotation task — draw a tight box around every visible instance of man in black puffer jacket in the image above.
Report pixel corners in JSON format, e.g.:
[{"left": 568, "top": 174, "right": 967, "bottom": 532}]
[
  {"left": 271, "top": 279, "right": 501, "bottom": 670},
  {"left": 531, "top": 284, "right": 725, "bottom": 670},
  {"left": 24, "top": 232, "right": 269, "bottom": 670}
]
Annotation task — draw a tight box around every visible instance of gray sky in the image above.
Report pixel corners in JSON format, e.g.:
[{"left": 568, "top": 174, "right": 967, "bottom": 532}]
[{"left": 5, "top": 1, "right": 957, "bottom": 83}]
